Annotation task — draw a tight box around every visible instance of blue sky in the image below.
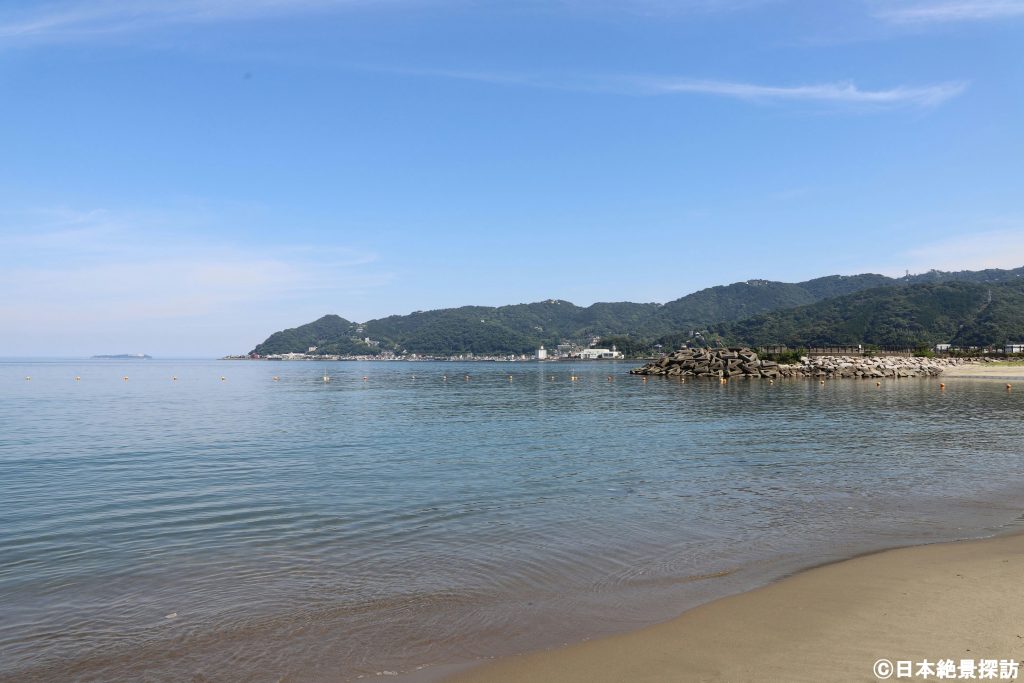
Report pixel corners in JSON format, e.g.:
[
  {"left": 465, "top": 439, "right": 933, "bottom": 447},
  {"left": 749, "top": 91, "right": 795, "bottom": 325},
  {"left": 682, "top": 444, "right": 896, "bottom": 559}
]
[{"left": 1, "top": 0, "right": 1022, "bottom": 355}]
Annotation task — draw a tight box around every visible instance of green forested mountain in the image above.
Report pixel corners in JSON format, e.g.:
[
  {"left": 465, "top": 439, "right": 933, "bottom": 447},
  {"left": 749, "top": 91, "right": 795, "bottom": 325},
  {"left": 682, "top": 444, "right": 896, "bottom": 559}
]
[
  {"left": 716, "top": 280, "right": 1024, "bottom": 348},
  {"left": 253, "top": 315, "right": 378, "bottom": 355},
  {"left": 904, "top": 266, "right": 1024, "bottom": 286},
  {"left": 647, "top": 273, "right": 895, "bottom": 336},
  {"left": 360, "top": 300, "right": 662, "bottom": 354},
  {"left": 248, "top": 267, "right": 1024, "bottom": 355}
]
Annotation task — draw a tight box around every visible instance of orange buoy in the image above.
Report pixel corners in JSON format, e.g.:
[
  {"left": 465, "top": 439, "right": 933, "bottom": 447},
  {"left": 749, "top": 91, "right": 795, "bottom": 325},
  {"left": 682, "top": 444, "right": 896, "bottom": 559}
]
[
  {"left": 940, "top": 383, "right": 945, "bottom": 390},
  {"left": 74, "top": 376, "right": 81, "bottom": 381},
  {"left": 123, "top": 376, "right": 129, "bottom": 381},
  {"left": 1007, "top": 384, "right": 1013, "bottom": 391},
  {"left": 876, "top": 381, "right": 881, "bottom": 386}
]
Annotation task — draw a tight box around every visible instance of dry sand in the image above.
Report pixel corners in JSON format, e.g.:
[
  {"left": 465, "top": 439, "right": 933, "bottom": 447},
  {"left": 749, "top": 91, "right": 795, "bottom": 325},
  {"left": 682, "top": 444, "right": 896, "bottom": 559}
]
[
  {"left": 941, "top": 363, "right": 1024, "bottom": 380},
  {"left": 450, "top": 532, "right": 1024, "bottom": 682}
]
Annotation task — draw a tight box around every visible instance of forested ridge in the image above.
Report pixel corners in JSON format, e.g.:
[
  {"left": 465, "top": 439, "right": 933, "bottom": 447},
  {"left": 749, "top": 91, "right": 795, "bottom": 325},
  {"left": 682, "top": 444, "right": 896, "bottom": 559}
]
[{"left": 251, "top": 267, "right": 1024, "bottom": 355}]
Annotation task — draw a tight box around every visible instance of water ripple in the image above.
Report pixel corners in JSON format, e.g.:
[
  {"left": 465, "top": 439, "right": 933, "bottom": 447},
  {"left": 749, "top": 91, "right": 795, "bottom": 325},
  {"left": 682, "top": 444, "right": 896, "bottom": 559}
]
[{"left": 1, "top": 359, "right": 1023, "bottom": 681}]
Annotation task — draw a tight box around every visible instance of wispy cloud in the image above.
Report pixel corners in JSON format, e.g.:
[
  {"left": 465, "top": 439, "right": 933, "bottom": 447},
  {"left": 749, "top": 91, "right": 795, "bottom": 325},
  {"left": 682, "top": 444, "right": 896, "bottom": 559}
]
[
  {"left": 844, "top": 223, "right": 1024, "bottom": 277},
  {"left": 902, "top": 229, "right": 1024, "bottom": 272},
  {"left": 385, "top": 66, "right": 967, "bottom": 108},
  {"left": 555, "top": 0, "right": 781, "bottom": 16},
  {"left": 0, "top": 0, "right": 383, "bottom": 41},
  {"left": 0, "top": 206, "right": 393, "bottom": 353},
  {"left": 634, "top": 76, "right": 966, "bottom": 106},
  {"left": 0, "top": 0, "right": 777, "bottom": 41},
  {"left": 875, "top": 0, "right": 1024, "bottom": 23}
]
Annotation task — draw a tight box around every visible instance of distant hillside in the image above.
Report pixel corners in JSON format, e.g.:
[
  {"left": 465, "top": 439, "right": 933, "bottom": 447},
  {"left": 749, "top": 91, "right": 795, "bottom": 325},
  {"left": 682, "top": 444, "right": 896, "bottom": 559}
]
[
  {"left": 647, "top": 273, "right": 895, "bottom": 336},
  {"left": 248, "top": 266, "right": 1024, "bottom": 355},
  {"left": 359, "top": 300, "right": 664, "bottom": 355},
  {"left": 253, "top": 315, "right": 378, "bottom": 356},
  {"left": 717, "top": 280, "right": 1024, "bottom": 348},
  {"left": 904, "top": 266, "right": 1024, "bottom": 286}
]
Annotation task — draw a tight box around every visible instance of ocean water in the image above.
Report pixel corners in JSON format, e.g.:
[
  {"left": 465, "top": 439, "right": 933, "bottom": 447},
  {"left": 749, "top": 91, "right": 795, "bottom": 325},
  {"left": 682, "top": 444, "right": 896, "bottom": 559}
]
[{"left": 1, "top": 358, "right": 1023, "bottom": 682}]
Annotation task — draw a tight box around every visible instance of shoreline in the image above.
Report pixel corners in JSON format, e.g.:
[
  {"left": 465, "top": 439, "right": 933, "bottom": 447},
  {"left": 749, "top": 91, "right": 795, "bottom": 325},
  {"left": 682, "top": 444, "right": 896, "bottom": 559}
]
[
  {"left": 442, "top": 369, "right": 1024, "bottom": 683},
  {"left": 414, "top": 371, "right": 1024, "bottom": 683},
  {"left": 447, "top": 528, "right": 1024, "bottom": 682}
]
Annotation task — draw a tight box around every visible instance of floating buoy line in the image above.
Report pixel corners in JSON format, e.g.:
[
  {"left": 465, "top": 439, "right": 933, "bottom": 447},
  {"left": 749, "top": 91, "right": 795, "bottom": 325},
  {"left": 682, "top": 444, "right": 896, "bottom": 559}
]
[{"left": 14, "top": 373, "right": 1024, "bottom": 395}]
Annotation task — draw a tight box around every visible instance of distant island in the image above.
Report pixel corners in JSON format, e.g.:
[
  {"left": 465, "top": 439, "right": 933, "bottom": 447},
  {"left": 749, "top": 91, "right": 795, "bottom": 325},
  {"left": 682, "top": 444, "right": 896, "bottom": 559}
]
[
  {"left": 91, "top": 354, "right": 152, "bottom": 360},
  {"left": 243, "top": 266, "right": 1024, "bottom": 359}
]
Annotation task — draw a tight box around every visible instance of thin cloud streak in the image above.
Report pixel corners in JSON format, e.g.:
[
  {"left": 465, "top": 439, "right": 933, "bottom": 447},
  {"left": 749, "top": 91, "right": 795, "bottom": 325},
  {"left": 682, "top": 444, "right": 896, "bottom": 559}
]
[
  {"left": 876, "top": 0, "right": 1024, "bottom": 23},
  {"left": 0, "top": 0, "right": 385, "bottom": 40},
  {"left": 0, "top": 0, "right": 777, "bottom": 41},
  {"left": 386, "top": 66, "right": 967, "bottom": 108},
  {"left": 556, "top": 0, "right": 781, "bottom": 16},
  {"left": 637, "top": 77, "right": 966, "bottom": 106}
]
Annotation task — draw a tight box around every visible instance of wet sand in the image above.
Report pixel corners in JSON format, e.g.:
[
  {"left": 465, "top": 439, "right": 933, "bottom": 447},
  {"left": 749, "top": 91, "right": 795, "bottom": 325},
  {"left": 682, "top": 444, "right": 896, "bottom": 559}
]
[{"left": 450, "top": 532, "right": 1024, "bottom": 682}]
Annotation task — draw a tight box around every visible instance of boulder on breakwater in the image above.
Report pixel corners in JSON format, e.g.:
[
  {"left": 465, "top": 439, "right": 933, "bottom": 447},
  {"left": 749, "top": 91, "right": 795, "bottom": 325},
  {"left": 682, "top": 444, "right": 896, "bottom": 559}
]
[{"left": 629, "top": 348, "right": 981, "bottom": 379}]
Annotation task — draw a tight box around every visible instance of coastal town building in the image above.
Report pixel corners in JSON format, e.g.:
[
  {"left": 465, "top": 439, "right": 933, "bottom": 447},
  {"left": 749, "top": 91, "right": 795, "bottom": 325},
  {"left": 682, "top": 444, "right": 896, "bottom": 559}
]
[
  {"left": 536, "top": 345, "right": 548, "bottom": 360},
  {"left": 579, "top": 347, "right": 623, "bottom": 360},
  {"left": 1006, "top": 343, "right": 1024, "bottom": 354},
  {"left": 555, "top": 343, "right": 575, "bottom": 358}
]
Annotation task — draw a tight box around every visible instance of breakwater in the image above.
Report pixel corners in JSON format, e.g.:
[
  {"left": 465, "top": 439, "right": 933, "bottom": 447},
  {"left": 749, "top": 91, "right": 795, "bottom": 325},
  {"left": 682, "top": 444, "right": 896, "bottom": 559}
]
[{"left": 630, "top": 348, "right": 983, "bottom": 379}]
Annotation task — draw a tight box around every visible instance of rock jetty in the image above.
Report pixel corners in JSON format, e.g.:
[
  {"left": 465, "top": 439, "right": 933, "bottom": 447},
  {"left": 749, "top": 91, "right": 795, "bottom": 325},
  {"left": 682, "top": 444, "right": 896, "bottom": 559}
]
[{"left": 630, "top": 348, "right": 981, "bottom": 379}]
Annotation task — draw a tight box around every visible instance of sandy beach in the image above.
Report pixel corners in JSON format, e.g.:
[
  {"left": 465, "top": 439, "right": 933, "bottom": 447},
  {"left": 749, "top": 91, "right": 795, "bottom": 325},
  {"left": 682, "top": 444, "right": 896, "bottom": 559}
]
[
  {"left": 451, "top": 532, "right": 1024, "bottom": 682},
  {"left": 941, "top": 363, "right": 1024, "bottom": 380}
]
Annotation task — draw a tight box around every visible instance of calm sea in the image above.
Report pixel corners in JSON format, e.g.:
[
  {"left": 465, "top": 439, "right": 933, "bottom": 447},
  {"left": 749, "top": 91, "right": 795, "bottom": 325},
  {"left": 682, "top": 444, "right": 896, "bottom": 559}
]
[{"left": 2, "top": 359, "right": 1023, "bottom": 681}]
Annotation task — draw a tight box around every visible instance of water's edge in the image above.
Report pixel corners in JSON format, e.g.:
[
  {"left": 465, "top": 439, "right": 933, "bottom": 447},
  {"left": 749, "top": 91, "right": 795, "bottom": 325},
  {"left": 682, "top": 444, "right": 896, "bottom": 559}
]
[{"left": 419, "top": 503, "right": 1024, "bottom": 683}]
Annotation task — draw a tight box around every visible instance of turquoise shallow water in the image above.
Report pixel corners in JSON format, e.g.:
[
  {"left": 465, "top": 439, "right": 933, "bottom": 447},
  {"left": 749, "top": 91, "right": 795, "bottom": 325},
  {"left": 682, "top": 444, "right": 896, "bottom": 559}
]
[{"left": 1, "top": 359, "right": 1023, "bottom": 681}]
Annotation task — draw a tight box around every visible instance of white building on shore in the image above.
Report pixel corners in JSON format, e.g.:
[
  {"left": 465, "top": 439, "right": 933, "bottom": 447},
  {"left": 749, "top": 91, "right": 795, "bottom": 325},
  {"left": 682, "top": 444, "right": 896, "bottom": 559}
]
[
  {"left": 579, "top": 347, "right": 623, "bottom": 360},
  {"left": 536, "top": 345, "right": 548, "bottom": 360}
]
